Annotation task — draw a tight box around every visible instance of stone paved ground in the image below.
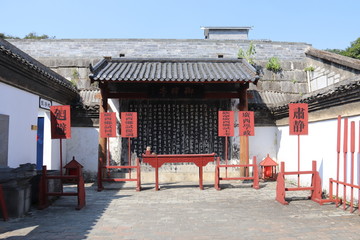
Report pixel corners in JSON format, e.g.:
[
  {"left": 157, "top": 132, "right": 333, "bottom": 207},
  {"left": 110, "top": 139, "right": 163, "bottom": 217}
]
[{"left": 1, "top": 181, "right": 360, "bottom": 240}]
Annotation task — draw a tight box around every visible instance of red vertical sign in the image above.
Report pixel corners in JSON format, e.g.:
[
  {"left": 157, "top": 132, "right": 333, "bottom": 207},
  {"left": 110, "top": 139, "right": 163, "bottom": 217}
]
[
  {"left": 100, "top": 112, "right": 117, "bottom": 138},
  {"left": 239, "top": 111, "right": 255, "bottom": 136},
  {"left": 121, "top": 112, "right": 138, "bottom": 138},
  {"left": 289, "top": 103, "right": 308, "bottom": 135},
  {"left": 50, "top": 105, "right": 71, "bottom": 139},
  {"left": 218, "top": 111, "right": 234, "bottom": 137}
]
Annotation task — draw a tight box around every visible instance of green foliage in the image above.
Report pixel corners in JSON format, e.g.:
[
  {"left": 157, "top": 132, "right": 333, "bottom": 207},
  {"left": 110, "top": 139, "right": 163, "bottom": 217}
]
[
  {"left": 266, "top": 57, "right": 282, "bottom": 73},
  {"left": 1, "top": 32, "right": 55, "bottom": 40},
  {"left": 24, "top": 32, "right": 52, "bottom": 39},
  {"left": 325, "top": 48, "right": 344, "bottom": 55},
  {"left": 0, "top": 33, "right": 20, "bottom": 39},
  {"left": 304, "top": 66, "right": 315, "bottom": 72},
  {"left": 70, "top": 69, "right": 80, "bottom": 87},
  {"left": 325, "top": 37, "right": 360, "bottom": 60},
  {"left": 344, "top": 37, "right": 360, "bottom": 59},
  {"left": 237, "top": 41, "right": 256, "bottom": 65}
]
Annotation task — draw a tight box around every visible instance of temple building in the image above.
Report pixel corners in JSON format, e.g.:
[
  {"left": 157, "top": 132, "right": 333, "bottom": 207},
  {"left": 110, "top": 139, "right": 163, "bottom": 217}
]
[{"left": 2, "top": 26, "right": 360, "bottom": 191}]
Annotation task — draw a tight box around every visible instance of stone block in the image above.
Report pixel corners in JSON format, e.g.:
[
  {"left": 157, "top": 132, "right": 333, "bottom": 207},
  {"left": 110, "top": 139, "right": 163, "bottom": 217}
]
[
  {"left": 280, "top": 81, "right": 296, "bottom": 93},
  {"left": 261, "top": 81, "right": 281, "bottom": 92},
  {"left": 1, "top": 182, "right": 31, "bottom": 218}
]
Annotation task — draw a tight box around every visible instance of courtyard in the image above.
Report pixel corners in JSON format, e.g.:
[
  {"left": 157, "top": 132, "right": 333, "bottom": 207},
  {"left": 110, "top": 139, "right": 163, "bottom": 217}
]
[{"left": 1, "top": 181, "right": 360, "bottom": 240}]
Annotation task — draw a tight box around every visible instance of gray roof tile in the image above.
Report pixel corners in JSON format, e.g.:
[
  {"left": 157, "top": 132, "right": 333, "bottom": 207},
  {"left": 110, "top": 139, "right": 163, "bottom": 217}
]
[{"left": 89, "top": 58, "right": 259, "bottom": 83}]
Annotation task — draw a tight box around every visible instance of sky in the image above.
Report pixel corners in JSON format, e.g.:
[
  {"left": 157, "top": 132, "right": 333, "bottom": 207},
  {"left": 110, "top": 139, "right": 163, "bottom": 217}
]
[{"left": 1, "top": 0, "right": 359, "bottom": 50}]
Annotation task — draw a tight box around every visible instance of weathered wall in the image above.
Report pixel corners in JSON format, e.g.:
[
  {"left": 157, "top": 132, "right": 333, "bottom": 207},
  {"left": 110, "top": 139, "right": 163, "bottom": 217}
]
[
  {"left": 8, "top": 39, "right": 311, "bottom": 92},
  {"left": 305, "top": 49, "right": 360, "bottom": 92}
]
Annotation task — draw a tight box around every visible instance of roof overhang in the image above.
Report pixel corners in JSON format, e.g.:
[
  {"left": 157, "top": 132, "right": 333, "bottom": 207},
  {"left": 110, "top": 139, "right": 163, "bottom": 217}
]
[{"left": 89, "top": 58, "right": 259, "bottom": 84}]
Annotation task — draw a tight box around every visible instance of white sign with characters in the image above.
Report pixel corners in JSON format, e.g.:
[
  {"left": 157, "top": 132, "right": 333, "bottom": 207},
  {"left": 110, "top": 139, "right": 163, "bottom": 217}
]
[{"left": 39, "top": 97, "right": 52, "bottom": 110}]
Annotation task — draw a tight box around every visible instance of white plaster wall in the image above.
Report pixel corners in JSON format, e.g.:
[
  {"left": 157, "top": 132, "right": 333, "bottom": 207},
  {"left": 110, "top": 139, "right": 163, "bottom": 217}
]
[
  {"left": 0, "top": 82, "right": 38, "bottom": 167},
  {"left": 249, "top": 127, "right": 278, "bottom": 164},
  {"left": 0, "top": 82, "right": 65, "bottom": 170},
  {"left": 277, "top": 116, "right": 360, "bottom": 196},
  {"left": 66, "top": 127, "right": 99, "bottom": 172},
  {"left": 108, "top": 98, "right": 121, "bottom": 164}
]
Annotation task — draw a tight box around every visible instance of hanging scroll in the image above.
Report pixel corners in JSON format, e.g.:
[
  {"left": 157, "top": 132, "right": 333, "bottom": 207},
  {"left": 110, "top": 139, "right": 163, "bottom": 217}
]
[
  {"left": 100, "top": 112, "right": 117, "bottom": 138},
  {"left": 121, "top": 112, "right": 138, "bottom": 138},
  {"left": 239, "top": 111, "right": 255, "bottom": 136},
  {"left": 289, "top": 103, "right": 308, "bottom": 135},
  {"left": 218, "top": 111, "right": 234, "bottom": 137},
  {"left": 50, "top": 105, "right": 71, "bottom": 139}
]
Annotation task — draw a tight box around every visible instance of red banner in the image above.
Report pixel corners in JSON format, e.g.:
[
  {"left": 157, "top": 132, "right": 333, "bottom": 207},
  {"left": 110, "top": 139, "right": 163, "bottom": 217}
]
[
  {"left": 100, "top": 112, "right": 117, "bottom": 138},
  {"left": 289, "top": 103, "right": 308, "bottom": 135},
  {"left": 121, "top": 112, "right": 138, "bottom": 138},
  {"left": 50, "top": 105, "right": 71, "bottom": 139},
  {"left": 239, "top": 111, "right": 255, "bottom": 136},
  {"left": 218, "top": 111, "right": 234, "bottom": 137}
]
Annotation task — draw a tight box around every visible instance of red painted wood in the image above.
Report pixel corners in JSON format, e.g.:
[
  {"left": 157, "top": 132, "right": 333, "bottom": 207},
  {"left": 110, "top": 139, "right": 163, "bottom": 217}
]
[
  {"left": 121, "top": 112, "right": 138, "bottom": 138},
  {"left": 289, "top": 103, "right": 308, "bottom": 135},
  {"left": 239, "top": 111, "right": 255, "bottom": 136},
  {"left": 218, "top": 111, "right": 234, "bottom": 137},
  {"left": 100, "top": 112, "right": 117, "bottom": 138},
  {"left": 215, "top": 156, "right": 259, "bottom": 190},
  {"left": 50, "top": 105, "right": 71, "bottom": 139},
  {"left": 142, "top": 153, "right": 216, "bottom": 190},
  {"left": 0, "top": 185, "right": 8, "bottom": 221}
]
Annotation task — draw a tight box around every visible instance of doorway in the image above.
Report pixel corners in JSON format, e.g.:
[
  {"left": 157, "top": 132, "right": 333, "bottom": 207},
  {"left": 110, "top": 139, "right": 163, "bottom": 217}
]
[{"left": 36, "top": 117, "right": 44, "bottom": 170}]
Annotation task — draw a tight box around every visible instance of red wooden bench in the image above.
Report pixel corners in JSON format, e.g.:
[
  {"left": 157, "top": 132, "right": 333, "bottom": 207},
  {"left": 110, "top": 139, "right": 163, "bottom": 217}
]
[{"left": 142, "top": 153, "right": 216, "bottom": 190}]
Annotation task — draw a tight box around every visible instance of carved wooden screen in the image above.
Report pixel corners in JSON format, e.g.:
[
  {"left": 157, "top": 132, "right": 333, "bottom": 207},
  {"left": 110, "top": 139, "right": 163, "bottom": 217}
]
[{"left": 121, "top": 99, "right": 230, "bottom": 158}]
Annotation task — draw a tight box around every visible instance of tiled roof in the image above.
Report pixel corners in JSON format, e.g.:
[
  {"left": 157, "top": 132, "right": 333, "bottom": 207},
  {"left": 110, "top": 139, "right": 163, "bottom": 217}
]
[
  {"left": 79, "top": 88, "right": 100, "bottom": 107},
  {"left": 0, "top": 38, "right": 77, "bottom": 93},
  {"left": 271, "top": 76, "right": 360, "bottom": 119},
  {"left": 89, "top": 58, "right": 259, "bottom": 83},
  {"left": 248, "top": 90, "right": 299, "bottom": 107}
]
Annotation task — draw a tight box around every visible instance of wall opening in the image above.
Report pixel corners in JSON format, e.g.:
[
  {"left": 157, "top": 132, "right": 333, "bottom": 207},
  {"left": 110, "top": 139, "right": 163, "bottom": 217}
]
[{"left": 0, "top": 114, "right": 9, "bottom": 166}]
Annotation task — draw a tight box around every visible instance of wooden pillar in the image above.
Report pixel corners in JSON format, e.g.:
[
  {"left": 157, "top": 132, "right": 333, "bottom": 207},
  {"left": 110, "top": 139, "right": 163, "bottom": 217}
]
[
  {"left": 98, "top": 82, "right": 108, "bottom": 187},
  {"left": 238, "top": 83, "right": 249, "bottom": 176}
]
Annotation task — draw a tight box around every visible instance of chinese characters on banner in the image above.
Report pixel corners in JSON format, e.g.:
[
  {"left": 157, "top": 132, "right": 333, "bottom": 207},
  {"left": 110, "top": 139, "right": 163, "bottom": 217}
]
[
  {"left": 50, "top": 105, "right": 71, "bottom": 139},
  {"left": 100, "top": 112, "right": 117, "bottom": 138},
  {"left": 121, "top": 112, "right": 138, "bottom": 138},
  {"left": 218, "top": 111, "right": 234, "bottom": 137},
  {"left": 239, "top": 111, "right": 255, "bottom": 136},
  {"left": 289, "top": 103, "right": 308, "bottom": 135}
]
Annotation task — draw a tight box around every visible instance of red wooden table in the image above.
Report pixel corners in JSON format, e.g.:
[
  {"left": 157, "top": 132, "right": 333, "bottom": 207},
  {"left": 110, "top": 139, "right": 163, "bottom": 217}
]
[{"left": 142, "top": 153, "right": 216, "bottom": 190}]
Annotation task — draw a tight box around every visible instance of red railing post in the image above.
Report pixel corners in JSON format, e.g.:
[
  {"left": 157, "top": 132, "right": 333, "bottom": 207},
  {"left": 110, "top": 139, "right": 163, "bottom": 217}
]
[
  {"left": 0, "top": 184, "right": 8, "bottom": 221},
  {"left": 336, "top": 116, "right": 341, "bottom": 207},
  {"left": 97, "top": 157, "right": 104, "bottom": 192},
  {"left": 328, "top": 178, "right": 333, "bottom": 201},
  {"left": 38, "top": 165, "right": 49, "bottom": 210},
  {"left": 155, "top": 156, "right": 159, "bottom": 191},
  {"left": 215, "top": 157, "right": 220, "bottom": 190},
  {"left": 311, "top": 161, "right": 322, "bottom": 202},
  {"left": 76, "top": 165, "right": 86, "bottom": 210},
  {"left": 253, "top": 156, "right": 259, "bottom": 189},
  {"left": 136, "top": 158, "right": 141, "bottom": 192},
  {"left": 343, "top": 118, "right": 348, "bottom": 210},
  {"left": 350, "top": 121, "right": 355, "bottom": 212},
  {"left": 280, "top": 161, "right": 285, "bottom": 173}
]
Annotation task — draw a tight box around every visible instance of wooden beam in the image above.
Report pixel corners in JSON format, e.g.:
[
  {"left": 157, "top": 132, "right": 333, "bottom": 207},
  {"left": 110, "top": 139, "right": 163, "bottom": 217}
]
[
  {"left": 107, "top": 92, "right": 240, "bottom": 99},
  {"left": 97, "top": 83, "right": 108, "bottom": 191},
  {"left": 238, "top": 84, "right": 249, "bottom": 176}
]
